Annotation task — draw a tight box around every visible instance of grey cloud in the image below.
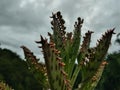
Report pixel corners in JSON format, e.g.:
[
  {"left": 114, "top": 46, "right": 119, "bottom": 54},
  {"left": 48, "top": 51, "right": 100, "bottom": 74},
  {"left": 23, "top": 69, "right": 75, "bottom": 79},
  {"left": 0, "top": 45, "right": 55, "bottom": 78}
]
[
  {"left": 0, "top": 0, "right": 120, "bottom": 59},
  {"left": 0, "top": 0, "right": 48, "bottom": 30},
  {"left": 85, "top": 0, "right": 120, "bottom": 30},
  {"left": 53, "top": 0, "right": 120, "bottom": 32},
  {"left": 0, "top": 28, "right": 43, "bottom": 59}
]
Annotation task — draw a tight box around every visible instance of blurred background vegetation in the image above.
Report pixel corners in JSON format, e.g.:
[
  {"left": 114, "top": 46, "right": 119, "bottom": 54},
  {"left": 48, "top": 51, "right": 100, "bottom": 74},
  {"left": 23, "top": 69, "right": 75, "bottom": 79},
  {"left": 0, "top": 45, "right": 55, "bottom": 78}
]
[
  {"left": 95, "top": 33, "right": 120, "bottom": 90},
  {"left": 0, "top": 48, "right": 43, "bottom": 90},
  {"left": 0, "top": 33, "right": 120, "bottom": 90}
]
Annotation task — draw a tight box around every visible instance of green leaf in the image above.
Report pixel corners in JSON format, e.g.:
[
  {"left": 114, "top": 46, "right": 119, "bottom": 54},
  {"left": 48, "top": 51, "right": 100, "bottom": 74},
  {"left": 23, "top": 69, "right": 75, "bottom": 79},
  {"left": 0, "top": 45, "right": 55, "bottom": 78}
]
[
  {"left": 37, "top": 36, "right": 71, "bottom": 90},
  {"left": 21, "top": 46, "right": 48, "bottom": 89}
]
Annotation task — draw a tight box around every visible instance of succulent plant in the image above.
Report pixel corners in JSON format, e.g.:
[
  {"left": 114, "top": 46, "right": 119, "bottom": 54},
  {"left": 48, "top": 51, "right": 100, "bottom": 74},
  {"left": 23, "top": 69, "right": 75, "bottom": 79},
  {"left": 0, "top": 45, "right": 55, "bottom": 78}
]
[
  {"left": 21, "top": 11, "right": 115, "bottom": 90},
  {"left": 0, "top": 81, "right": 13, "bottom": 90}
]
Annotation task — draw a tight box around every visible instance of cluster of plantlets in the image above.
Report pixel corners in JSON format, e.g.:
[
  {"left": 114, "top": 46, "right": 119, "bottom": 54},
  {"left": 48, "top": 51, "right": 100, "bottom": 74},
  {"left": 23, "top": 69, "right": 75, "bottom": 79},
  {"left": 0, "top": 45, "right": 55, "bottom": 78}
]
[
  {"left": 0, "top": 81, "right": 13, "bottom": 90},
  {"left": 21, "top": 11, "right": 115, "bottom": 90}
]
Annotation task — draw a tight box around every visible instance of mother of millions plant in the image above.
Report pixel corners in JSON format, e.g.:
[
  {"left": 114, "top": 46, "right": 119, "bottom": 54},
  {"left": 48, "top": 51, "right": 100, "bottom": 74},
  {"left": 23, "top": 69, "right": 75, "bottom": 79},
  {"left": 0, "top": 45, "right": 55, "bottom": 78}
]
[{"left": 21, "top": 11, "right": 115, "bottom": 90}]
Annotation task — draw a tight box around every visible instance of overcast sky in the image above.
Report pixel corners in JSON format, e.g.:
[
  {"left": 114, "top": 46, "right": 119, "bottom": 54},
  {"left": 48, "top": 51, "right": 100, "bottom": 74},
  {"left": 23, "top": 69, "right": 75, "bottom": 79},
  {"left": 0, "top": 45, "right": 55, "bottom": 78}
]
[{"left": 0, "top": 0, "right": 120, "bottom": 61}]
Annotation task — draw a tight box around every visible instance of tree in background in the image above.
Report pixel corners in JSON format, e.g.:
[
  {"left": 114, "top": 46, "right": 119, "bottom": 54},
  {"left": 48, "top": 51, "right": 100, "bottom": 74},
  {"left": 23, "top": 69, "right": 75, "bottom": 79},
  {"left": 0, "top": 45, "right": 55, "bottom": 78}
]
[
  {"left": 0, "top": 48, "right": 43, "bottom": 90},
  {"left": 95, "top": 33, "right": 120, "bottom": 90},
  {"left": 95, "top": 51, "right": 120, "bottom": 90},
  {"left": 115, "top": 33, "right": 120, "bottom": 45}
]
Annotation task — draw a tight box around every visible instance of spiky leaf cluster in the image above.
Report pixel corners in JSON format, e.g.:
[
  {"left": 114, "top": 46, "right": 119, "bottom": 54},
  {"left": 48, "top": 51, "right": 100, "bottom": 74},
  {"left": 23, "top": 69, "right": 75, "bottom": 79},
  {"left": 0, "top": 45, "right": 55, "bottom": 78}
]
[
  {"left": 0, "top": 81, "right": 13, "bottom": 90},
  {"left": 22, "top": 11, "right": 115, "bottom": 90}
]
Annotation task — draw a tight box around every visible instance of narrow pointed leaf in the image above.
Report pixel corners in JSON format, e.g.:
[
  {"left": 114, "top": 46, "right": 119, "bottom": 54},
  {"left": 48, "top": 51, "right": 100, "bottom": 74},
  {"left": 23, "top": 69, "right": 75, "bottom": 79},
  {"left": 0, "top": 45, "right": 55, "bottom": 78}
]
[{"left": 38, "top": 36, "right": 71, "bottom": 90}]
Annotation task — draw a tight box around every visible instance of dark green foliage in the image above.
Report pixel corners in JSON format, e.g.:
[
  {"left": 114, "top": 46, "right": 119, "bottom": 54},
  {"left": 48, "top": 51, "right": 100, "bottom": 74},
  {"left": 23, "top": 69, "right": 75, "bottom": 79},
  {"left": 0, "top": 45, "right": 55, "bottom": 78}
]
[
  {"left": 95, "top": 51, "right": 120, "bottom": 90},
  {"left": 21, "top": 46, "right": 49, "bottom": 89},
  {"left": 115, "top": 33, "right": 120, "bottom": 45},
  {"left": 0, "top": 48, "right": 43, "bottom": 90}
]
